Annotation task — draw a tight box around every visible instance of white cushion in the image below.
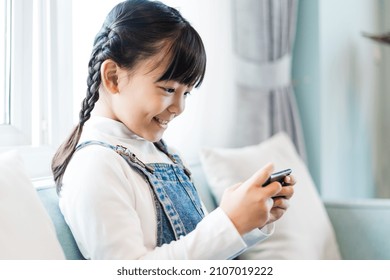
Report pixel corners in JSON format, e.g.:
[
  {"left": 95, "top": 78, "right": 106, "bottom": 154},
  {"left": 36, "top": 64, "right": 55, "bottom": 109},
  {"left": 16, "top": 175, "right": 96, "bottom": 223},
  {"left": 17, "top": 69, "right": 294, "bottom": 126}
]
[
  {"left": 0, "top": 151, "right": 65, "bottom": 259},
  {"left": 200, "top": 133, "right": 341, "bottom": 259}
]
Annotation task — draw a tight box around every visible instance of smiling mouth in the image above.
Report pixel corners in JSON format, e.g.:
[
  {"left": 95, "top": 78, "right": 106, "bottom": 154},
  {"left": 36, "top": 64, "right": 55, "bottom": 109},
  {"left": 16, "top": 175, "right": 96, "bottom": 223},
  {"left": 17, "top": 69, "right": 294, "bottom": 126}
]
[{"left": 153, "top": 117, "right": 169, "bottom": 128}]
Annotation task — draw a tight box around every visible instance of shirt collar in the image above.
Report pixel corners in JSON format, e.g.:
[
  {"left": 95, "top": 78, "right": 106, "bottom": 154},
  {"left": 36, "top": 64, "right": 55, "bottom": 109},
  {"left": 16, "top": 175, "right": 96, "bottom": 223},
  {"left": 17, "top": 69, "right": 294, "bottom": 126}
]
[{"left": 84, "top": 116, "right": 144, "bottom": 140}]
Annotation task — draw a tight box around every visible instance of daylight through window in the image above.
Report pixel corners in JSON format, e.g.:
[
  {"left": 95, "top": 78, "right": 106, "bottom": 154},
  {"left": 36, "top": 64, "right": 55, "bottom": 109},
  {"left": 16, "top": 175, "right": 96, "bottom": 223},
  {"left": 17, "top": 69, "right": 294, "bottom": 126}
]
[{"left": 0, "top": 0, "right": 10, "bottom": 125}]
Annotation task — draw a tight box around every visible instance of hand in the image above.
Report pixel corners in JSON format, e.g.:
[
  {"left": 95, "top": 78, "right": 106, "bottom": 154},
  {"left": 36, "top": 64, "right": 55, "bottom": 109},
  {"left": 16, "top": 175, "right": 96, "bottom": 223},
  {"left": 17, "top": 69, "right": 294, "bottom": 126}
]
[
  {"left": 219, "top": 163, "right": 284, "bottom": 235},
  {"left": 265, "top": 175, "right": 296, "bottom": 225}
]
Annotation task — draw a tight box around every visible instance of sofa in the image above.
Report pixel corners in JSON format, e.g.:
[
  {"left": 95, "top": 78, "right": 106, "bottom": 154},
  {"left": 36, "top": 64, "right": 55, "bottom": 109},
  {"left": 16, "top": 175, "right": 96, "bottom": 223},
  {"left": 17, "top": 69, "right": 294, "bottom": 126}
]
[
  {"left": 36, "top": 162, "right": 390, "bottom": 260},
  {"left": 2, "top": 136, "right": 389, "bottom": 260}
]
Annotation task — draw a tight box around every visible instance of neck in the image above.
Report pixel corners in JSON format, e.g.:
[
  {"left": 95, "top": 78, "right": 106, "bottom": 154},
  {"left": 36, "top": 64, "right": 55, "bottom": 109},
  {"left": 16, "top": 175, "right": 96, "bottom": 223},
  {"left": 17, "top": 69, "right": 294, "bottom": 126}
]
[{"left": 93, "top": 96, "right": 117, "bottom": 120}]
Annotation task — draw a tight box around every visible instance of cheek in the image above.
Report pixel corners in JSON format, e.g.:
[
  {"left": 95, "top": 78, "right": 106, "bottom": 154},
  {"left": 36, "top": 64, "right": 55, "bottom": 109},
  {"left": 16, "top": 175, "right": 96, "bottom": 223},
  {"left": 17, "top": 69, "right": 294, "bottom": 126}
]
[
  {"left": 113, "top": 89, "right": 168, "bottom": 121},
  {"left": 145, "top": 96, "right": 170, "bottom": 113}
]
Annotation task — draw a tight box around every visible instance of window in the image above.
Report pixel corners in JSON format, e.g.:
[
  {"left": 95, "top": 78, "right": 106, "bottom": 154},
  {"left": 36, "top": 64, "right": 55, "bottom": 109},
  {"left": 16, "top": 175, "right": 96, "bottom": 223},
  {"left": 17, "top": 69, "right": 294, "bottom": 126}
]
[
  {"left": 0, "top": 0, "right": 10, "bottom": 125},
  {"left": 0, "top": 0, "right": 33, "bottom": 146},
  {"left": 0, "top": 0, "right": 73, "bottom": 178}
]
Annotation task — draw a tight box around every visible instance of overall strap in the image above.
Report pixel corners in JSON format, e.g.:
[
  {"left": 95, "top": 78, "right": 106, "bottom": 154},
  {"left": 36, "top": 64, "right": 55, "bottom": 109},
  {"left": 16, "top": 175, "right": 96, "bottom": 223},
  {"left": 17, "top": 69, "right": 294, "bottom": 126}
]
[
  {"left": 76, "top": 140, "right": 116, "bottom": 151},
  {"left": 153, "top": 139, "right": 192, "bottom": 179},
  {"left": 76, "top": 140, "right": 154, "bottom": 174}
]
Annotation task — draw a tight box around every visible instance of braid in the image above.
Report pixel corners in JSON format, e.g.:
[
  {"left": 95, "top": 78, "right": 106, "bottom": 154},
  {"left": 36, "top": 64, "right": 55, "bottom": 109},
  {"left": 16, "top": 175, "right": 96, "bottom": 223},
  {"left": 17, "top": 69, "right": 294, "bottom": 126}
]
[
  {"left": 80, "top": 27, "right": 112, "bottom": 125},
  {"left": 51, "top": 27, "right": 112, "bottom": 192}
]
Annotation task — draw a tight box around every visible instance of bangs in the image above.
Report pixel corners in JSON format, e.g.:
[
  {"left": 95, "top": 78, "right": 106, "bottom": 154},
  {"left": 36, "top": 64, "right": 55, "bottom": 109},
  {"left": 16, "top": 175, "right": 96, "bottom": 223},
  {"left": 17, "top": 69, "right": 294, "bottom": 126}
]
[{"left": 157, "top": 25, "right": 206, "bottom": 88}]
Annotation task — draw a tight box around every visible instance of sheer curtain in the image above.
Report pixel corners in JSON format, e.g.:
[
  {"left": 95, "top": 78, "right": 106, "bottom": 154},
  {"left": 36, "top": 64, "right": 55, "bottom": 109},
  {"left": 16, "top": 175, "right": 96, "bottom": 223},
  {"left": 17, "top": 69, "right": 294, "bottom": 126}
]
[{"left": 230, "top": 0, "right": 306, "bottom": 160}]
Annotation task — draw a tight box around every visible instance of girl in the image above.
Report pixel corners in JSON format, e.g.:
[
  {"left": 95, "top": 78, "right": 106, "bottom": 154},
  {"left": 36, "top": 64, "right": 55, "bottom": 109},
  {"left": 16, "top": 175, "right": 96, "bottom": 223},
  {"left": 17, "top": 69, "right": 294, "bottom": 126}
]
[{"left": 52, "top": 0, "right": 295, "bottom": 260}]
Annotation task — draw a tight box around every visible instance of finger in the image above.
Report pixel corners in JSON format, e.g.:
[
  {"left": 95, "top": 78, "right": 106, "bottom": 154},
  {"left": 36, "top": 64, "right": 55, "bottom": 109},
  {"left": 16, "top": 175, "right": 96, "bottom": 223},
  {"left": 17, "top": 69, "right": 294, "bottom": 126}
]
[
  {"left": 269, "top": 207, "right": 286, "bottom": 223},
  {"left": 283, "top": 175, "right": 296, "bottom": 186},
  {"left": 244, "top": 162, "right": 274, "bottom": 188},
  {"left": 262, "top": 181, "right": 283, "bottom": 198},
  {"left": 272, "top": 197, "right": 290, "bottom": 210},
  {"left": 266, "top": 197, "right": 274, "bottom": 209},
  {"left": 273, "top": 185, "right": 294, "bottom": 199}
]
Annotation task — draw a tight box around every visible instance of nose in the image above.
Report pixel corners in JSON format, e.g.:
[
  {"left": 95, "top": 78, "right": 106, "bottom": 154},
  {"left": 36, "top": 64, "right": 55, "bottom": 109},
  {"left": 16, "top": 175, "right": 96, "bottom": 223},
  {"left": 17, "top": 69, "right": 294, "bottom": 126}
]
[{"left": 168, "top": 93, "right": 186, "bottom": 116}]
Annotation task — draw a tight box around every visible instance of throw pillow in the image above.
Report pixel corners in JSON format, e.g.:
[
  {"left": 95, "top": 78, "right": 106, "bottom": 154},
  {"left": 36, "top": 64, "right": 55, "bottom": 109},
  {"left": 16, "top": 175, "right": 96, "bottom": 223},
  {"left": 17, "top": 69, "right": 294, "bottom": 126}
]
[
  {"left": 200, "top": 132, "right": 341, "bottom": 259},
  {"left": 0, "top": 150, "right": 65, "bottom": 259}
]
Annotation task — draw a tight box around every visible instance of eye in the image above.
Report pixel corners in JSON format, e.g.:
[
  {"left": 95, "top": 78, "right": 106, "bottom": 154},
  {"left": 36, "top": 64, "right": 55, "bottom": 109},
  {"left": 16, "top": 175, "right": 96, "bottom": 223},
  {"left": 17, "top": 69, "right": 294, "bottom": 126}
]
[
  {"left": 184, "top": 91, "right": 191, "bottom": 97},
  {"left": 164, "top": 88, "right": 175, "bottom": 94}
]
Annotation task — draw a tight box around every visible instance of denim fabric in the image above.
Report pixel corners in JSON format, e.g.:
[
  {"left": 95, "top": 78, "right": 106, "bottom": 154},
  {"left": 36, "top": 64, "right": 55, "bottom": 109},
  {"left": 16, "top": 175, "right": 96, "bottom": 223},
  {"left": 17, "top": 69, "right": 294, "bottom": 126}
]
[{"left": 76, "top": 140, "right": 205, "bottom": 246}]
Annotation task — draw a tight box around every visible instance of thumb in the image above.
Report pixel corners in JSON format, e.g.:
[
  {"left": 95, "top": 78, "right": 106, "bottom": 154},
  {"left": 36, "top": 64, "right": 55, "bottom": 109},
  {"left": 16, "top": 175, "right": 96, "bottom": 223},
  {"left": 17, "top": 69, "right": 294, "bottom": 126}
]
[{"left": 244, "top": 162, "right": 275, "bottom": 189}]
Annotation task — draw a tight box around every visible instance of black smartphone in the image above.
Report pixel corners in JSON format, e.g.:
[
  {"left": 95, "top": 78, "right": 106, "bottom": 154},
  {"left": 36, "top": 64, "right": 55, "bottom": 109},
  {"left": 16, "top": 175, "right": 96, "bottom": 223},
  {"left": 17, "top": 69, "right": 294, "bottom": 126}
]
[{"left": 262, "top": 168, "right": 292, "bottom": 187}]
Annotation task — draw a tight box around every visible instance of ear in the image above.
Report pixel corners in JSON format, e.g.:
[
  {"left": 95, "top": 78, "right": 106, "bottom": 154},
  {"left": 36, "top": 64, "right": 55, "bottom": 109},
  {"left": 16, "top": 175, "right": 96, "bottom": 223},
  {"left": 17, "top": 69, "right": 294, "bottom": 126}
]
[{"left": 100, "top": 59, "right": 119, "bottom": 94}]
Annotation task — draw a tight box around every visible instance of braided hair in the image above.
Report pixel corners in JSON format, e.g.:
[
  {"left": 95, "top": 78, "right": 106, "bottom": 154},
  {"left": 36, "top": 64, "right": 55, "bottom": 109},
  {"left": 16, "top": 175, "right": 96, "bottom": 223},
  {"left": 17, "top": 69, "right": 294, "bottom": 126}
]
[{"left": 52, "top": 0, "right": 206, "bottom": 192}]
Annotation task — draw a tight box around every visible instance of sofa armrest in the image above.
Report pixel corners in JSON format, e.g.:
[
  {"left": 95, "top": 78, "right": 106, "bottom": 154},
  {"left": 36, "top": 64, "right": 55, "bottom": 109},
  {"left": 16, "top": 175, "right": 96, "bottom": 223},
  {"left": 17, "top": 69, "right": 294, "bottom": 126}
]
[{"left": 324, "top": 199, "right": 390, "bottom": 260}]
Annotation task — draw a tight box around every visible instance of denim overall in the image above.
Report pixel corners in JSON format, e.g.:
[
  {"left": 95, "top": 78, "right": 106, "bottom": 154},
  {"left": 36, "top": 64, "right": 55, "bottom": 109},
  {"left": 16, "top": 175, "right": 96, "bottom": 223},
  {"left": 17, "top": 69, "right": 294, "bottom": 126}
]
[{"left": 76, "top": 140, "right": 205, "bottom": 246}]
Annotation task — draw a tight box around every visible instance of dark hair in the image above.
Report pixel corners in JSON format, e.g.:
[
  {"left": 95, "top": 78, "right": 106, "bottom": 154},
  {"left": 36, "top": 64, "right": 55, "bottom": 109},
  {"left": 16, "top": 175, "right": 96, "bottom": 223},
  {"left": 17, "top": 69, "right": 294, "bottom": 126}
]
[{"left": 52, "top": 0, "right": 206, "bottom": 192}]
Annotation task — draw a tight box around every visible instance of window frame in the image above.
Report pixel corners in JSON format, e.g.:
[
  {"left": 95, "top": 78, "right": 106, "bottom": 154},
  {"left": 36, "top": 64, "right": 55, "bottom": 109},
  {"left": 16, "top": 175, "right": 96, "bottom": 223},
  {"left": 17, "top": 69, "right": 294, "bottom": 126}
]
[
  {"left": 0, "top": 0, "right": 9, "bottom": 125},
  {"left": 0, "top": 0, "right": 73, "bottom": 179},
  {"left": 0, "top": 0, "right": 33, "bottom": 146}
]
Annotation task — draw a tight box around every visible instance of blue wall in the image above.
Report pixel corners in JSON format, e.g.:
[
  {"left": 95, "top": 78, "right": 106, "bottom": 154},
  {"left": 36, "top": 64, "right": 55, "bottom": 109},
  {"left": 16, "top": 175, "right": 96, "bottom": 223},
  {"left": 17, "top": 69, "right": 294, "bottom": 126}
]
[
  {"left": 292, "top": 0, "right": 321, "bottom": 192},
  {"left": 292, "top": 0, "right": 380, "bottom": 199}
]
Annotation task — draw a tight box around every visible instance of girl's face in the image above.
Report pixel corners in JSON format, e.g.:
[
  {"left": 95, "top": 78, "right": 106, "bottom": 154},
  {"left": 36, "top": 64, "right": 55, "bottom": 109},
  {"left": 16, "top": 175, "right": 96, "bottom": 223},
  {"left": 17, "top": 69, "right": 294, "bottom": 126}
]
[{"left": 107, "top": 57, "right": 193, "bottom": 142}]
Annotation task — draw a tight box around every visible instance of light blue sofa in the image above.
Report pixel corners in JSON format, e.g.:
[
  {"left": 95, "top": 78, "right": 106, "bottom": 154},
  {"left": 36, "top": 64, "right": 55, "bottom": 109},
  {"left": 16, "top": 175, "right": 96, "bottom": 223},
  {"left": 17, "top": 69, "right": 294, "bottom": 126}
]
[{"left": 37, "top": 163, "right": 390, "bottom": 260}]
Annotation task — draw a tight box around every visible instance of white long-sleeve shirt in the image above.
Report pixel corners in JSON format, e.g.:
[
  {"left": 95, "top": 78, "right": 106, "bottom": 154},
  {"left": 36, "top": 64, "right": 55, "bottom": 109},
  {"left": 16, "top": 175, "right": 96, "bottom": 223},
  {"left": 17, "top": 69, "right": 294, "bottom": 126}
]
[{"left": 59, "top": 116, "right": 273, "bottom": 259}]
